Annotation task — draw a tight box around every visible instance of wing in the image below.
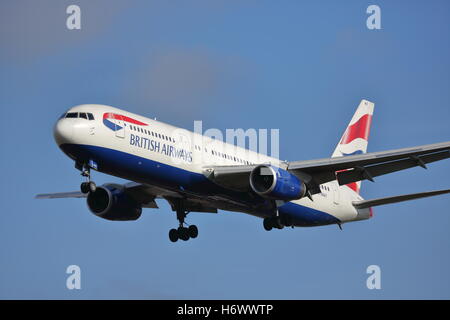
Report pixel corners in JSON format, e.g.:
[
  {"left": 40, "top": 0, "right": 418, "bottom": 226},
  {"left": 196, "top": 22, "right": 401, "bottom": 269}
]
[
  {"left": 35, "top": 184, "right": 159, "bottom": 208},
  {"left": 36, "top": 182, "right": 218, "bottom": 213},
  {"left": 203, "top": 165, "right": 255, "bottom": 191},
  {"left": 352, "top": 188, "right": 450, "bottom": 209},
  {"left": 288, "top": 141, "right": 450, "bottom": 193},
  {"left": 122, "top": 182, "right": 218, "bottom": 213},
  {"left": 35, "top": 191, "right": 86, "bottom": 199},
  {"left": 204, "top": 141, "right": 450, "bottom": 194}
]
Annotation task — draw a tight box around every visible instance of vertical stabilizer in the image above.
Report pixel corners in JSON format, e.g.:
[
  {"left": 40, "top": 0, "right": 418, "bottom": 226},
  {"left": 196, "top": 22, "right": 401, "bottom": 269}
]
[{"left": 332, "top": 99, "right": 374, "bottom": 193}]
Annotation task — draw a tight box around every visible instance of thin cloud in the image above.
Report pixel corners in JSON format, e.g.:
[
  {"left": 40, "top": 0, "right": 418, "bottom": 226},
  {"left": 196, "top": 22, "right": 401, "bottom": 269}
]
[
  {"left": 0, "top": 0, "right": 129, "bottom": 63},
  {"left": 125, "top": 47, "right": 254, "bottom": 120}
]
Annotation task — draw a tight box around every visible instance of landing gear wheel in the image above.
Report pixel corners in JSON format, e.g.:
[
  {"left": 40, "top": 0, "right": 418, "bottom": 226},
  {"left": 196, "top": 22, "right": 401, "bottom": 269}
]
[
  {"left": 80, "top": 164, "right": 96, "bottom": 193},
  {"left": 80, "top": 182, "right": 90, "bottom": 194},
  {"left": 88, "top": 181, "right": 96, "bottom": 193},
  {"left": 263, "top": 218, "right": 273, "bottom": 231},
  {"left": 273, "top": 217, "right": 284, "bottom": 230},
  {"left": 169, "top": 229, "right": 179, "bottom": 242},
  {"left": 188, "top": 225, "right": 198, "bottom": 238},
  {"left": 178, "top": 227, "right": 189, "bottom": 241}
]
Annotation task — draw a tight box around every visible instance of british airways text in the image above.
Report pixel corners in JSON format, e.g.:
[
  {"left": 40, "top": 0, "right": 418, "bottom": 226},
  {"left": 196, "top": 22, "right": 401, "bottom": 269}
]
[{"left": 130, "top": 133, "right": 193, "bottom": 163}]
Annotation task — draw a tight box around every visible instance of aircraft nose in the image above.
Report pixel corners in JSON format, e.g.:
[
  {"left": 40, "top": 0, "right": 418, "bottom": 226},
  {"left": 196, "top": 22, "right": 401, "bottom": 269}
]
[{"left": 53, "top": 118, "right": 73, "bottom": 146}]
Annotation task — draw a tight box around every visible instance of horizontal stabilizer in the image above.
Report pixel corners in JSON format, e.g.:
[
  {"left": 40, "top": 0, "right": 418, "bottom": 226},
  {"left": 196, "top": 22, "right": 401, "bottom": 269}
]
[{"left": 352, "top": 188, "right": 450, "bottom": 209}]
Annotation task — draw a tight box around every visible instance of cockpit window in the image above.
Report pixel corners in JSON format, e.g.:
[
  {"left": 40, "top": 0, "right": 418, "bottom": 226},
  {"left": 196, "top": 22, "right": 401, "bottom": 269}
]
[
  {"left": 59, "top": 112, "right": 67, "bottom": 119},
  {"left": 63, "top": 112, "right": 95, "bottom": 120},
  {"left": 79, "top": 112, "right": 88, "bottom": 119},
  {"left": 65, "top": 112, "right": 78, "bottom": 118}
]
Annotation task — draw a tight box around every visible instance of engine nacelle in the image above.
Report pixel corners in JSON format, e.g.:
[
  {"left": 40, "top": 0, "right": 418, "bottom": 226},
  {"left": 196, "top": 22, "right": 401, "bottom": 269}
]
[
  {"left": 249, "top": 165, "right": 307, "bottom": 201},
  {"left": 86, "top": 184, "right": 142, "bottom": 221}
]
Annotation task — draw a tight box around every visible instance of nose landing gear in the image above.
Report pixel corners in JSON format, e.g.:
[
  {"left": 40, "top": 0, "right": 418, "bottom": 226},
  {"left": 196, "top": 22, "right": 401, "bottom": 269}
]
[{"left": 79, "top": 165, "right": 96, "bottom": 194}]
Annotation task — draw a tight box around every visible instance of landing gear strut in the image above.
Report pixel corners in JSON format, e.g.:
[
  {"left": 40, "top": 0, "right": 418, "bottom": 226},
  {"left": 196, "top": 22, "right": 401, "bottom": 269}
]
[
  {"left": 79, "top": 164, "right": 96, "bottom": 194},
  {"left": 168, "top": 202, "right": 199, "bottom": 242}
]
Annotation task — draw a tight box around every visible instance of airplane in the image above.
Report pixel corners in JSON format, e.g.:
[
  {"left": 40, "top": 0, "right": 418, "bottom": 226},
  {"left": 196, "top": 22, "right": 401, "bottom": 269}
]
[{"left": 36, "top": 100, "right": 450, "bottom": 242}]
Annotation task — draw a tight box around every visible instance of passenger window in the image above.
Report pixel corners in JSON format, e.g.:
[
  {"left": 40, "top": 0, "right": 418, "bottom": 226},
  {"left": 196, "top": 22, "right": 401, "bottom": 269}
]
[
  {"left": 65, "top": 112, "right": 78, "bottom": 118},
  {"left": 79, "top": 113, "right": 87, "bottom": 119}
]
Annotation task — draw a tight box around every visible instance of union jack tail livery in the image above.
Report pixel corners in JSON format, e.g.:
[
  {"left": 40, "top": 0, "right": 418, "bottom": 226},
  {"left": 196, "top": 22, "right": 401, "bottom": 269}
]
[{"left": 332, "top": 99, "right": 374, "bottom": 193}]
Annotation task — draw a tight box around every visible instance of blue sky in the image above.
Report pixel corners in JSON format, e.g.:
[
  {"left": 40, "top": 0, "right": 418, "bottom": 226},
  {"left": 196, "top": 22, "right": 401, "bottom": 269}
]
[{"left": 1, "top": 0, "right": 449, "bottom": 299}]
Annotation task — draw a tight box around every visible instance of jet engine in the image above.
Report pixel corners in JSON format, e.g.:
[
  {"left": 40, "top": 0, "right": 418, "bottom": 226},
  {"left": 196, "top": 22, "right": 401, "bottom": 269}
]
[
  {"left": 249, "top": 165, "right": 307, "bottom": 201},
  {"left": 86, "top": 184, "right": 142, "bottom": 221}
]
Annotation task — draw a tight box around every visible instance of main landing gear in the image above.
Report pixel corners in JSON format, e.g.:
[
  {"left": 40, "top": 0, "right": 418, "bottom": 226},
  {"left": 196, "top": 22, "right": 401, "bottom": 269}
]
[
  {"left": 79, "top": 165, "right": 96, "bottom": 194},
  {"left": 263, "top": 206, "right": 293, "bottom": 231},
  {"left": 263, "top": 216, "right": 285, "bottom": 231},
  {"left": 168, "top": 205, "right": 199, "bottom": 242}
]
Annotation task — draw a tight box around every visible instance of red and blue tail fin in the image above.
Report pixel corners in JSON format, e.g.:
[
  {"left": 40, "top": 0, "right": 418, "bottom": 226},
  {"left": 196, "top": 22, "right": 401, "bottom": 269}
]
[{"left": 332, "top": 99, "right": 374, "bottom": 193}]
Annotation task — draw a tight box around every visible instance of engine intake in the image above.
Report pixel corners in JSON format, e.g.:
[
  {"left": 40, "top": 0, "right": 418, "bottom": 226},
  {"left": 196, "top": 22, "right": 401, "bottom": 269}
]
[
  {"left": 87, "top": 184, "right": 142, "bottom": 221},
  {"left": 250, "top": 165, "right": 306, "bottom": 201}
]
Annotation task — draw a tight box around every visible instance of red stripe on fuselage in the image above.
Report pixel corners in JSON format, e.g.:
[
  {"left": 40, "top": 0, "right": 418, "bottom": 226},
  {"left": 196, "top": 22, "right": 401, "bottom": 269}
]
[
  {"left": 103, "top": 113, "right": 148, "bottom": 126},
  {"left": 340, "top": 114, "right": 372, "bottom": 145}
]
